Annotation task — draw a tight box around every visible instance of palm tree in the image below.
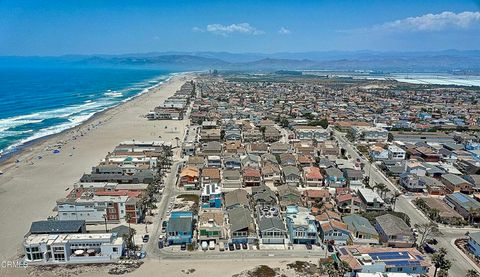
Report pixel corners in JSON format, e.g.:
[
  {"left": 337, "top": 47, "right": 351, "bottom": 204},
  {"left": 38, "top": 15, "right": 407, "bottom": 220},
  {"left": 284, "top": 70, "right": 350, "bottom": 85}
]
[
  {"left": 466, "top": 269, "right": 480, "bottom": 277},
  {"left": 431, "top": 248, "right": 452, "bottom": 277},
  {"left": 374, "top": 183, "right": 387, "bottom": 198},
  {"left": 391, "top": 191, "right": 401, "bottom": 210},
  {"left": 174, "top": 136, "right": 180, "bottom": 148}
]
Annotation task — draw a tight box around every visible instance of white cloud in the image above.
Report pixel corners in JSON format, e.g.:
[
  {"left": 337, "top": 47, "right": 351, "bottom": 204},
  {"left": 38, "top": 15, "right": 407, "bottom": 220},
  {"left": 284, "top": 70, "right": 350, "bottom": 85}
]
[
  {"left": 193, "top": 23, "right": 264, "bottom": 36},
  {"left": 192, "top": 26, "right": 204, "bottom": 33},
  {"left": 278, "top": 27, "right": 291, "bottom": 35},
  {"left": 374, "top": 11, "right": 480, "bottom": 32}
]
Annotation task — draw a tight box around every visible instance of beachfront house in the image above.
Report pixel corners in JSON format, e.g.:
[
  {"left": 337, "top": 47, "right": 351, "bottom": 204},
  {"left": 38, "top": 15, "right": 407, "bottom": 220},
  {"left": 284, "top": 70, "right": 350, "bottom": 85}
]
[
  {"left": 23, "top": 233, "right": 124, "bottom": 264},
  {"left": 285, "top": 205, "right": 318, "bottom": 244},
  {"left": 167, "top": 211, "right": 194, "bottom": 245}
]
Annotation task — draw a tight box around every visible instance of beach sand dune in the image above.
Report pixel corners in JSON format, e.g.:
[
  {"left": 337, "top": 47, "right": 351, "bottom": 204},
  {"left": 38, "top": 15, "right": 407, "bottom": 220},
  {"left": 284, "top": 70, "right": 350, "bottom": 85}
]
[{"left": 0, "top": 74, "right": 193, "bottom": 265}]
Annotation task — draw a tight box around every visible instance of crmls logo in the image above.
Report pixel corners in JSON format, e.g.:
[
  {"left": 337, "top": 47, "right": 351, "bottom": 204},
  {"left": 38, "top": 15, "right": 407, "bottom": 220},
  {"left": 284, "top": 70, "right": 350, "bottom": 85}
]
[{"left": 1, "top": 260, "right": 28, "bottom": 269}]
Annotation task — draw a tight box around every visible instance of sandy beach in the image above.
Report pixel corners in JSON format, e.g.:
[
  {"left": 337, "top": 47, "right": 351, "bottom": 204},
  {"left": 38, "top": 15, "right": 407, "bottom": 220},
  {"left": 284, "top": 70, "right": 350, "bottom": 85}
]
[{"left": 0, "top": 73, "right": 193, "bottom": 266}]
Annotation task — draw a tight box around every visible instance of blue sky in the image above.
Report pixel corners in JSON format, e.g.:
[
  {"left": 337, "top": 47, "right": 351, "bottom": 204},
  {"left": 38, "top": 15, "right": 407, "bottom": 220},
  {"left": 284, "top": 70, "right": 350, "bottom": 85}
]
[{"left": 0, "top": 0, "right": 479, "bottom": 55}]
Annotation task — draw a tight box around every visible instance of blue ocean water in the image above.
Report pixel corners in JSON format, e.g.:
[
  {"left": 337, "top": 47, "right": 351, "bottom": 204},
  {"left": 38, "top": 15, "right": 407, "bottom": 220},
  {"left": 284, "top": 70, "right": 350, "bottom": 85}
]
[{"left": 0, "top": 66, "right": 175, "bottom": 156}]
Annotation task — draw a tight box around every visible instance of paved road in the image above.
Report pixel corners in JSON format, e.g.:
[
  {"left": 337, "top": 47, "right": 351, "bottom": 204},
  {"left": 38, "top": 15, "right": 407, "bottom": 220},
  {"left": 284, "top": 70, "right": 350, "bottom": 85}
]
[
  {"left": 144, "top": 161, "right": 182, "bottom": 256},
  {"left": 333, "top": 130, "right": 479, "bottom": 275}
]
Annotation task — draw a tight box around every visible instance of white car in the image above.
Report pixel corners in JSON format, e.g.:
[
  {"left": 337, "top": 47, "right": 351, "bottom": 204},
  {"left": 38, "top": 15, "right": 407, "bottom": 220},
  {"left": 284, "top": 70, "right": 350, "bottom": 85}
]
[{"left": 208, "top": 241, "right": 215, "bottom": 250}]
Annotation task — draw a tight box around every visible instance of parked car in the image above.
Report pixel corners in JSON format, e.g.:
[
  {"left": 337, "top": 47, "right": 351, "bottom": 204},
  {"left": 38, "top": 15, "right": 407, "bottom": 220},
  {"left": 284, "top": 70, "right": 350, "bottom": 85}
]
[
  {"left": 180, "top": 243, "right": 187, "bottom": 251},
  {"left": 201, "top": 241, "right": 208, "bottom": 251},
  {"left": 235, "top": 243, "right": 241, "bottom": 250},
  {"left": 209, "top": 241, "right": 215, "bottom": 250},
  {"left": 142, "top": 234, "right": 150, "bottom": 243},
  {"left": 327, "top": 244, "right": 334, "bottom": 252},
  {"left": 424, "top": 243, "right": 437, "bottom": 254},
  {"left": 427, "top": 238, "right": 438, "bottom": 245},
  {"left": 219, "top": 242, "right": 225, "bottom": 252},
  {"left": 228, "top": 243, "right": 235, "bottom": 251},
  {"left": 242, "top": 243, "right": 247, "bottom": 250},
  {"left": 306, "top": 243, "right": 312, "bottom": 250}
]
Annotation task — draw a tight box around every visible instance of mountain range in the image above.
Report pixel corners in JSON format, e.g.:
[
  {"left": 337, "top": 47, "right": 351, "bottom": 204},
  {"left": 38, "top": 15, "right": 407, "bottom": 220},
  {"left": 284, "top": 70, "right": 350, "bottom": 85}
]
[{"left": 2, "top": 50, "right": 480, "bottom": 73}]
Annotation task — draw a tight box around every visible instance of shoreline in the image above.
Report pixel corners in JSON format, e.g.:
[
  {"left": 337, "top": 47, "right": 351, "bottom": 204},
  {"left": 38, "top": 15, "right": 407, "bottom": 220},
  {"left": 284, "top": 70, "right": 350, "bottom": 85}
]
[
  {"left": 0, "top": 72, "right": 194, "bottom": 263},
  {"left": 0, "top": 73, "right": 178, "bottom": 168}
]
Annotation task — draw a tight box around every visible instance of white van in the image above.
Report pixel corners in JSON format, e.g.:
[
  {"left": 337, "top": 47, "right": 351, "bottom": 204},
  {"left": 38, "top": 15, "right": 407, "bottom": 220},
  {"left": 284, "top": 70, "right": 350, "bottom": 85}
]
[{"left": 219, "top": 242, "right": 225, "bottom": 251}]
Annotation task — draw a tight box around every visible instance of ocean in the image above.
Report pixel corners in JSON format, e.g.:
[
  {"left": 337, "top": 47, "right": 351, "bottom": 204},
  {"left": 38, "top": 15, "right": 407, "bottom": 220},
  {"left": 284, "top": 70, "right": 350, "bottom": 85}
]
[{"left": 0, "top": 66, "right": 175, "bottom": 157}]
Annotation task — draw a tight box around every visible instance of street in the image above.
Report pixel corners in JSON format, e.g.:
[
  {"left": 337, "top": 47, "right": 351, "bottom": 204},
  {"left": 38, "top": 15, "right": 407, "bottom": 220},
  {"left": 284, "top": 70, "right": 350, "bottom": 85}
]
[{"left": 333, "top": 130, "right": 480, "bottom": 275}]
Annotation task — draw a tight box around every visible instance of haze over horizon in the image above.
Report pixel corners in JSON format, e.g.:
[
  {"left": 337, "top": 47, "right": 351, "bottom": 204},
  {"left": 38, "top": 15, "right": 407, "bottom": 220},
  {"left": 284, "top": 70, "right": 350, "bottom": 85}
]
[{"left": 1, "top": 0, "right": 480, "bottom": 56}]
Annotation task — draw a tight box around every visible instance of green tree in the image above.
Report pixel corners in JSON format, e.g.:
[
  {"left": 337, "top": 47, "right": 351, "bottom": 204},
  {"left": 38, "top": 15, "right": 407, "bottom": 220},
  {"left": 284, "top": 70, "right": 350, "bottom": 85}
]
[
  {"left": 466, "top": 269, "right": 480, "bottom": 277},
  {"left": 415, "top": 222, "right": 440, "bottom": 247},
  {"left": 431, "top": 248, "right": 452, "bottom": 277},
  {"left": 387, "top": 132, "right": 394, "bottom": 142}
]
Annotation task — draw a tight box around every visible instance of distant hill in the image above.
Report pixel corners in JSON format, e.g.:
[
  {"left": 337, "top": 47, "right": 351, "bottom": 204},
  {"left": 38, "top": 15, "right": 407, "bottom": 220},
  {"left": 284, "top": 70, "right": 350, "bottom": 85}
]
[{"left": 2, "top": 50, "right": 480, "bottom": 73}]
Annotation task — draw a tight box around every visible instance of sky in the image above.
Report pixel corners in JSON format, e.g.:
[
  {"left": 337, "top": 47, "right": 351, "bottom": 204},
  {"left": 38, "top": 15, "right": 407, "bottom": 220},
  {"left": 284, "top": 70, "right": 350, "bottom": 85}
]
[{"left": 0, "top": 0, "right": 479, "bottom": 56}]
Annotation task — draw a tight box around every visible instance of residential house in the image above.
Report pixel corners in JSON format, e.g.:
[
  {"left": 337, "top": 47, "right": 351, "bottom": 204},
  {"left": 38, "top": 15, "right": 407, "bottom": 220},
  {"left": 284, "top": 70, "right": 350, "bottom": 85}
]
[
  {"left": 201, "top": 183, "right": 222, "bottom": 209},
  {"left": 201, "top": 167, "right": 221, "bottom": 186},
  {"left": 319, "top": 219, "right": 351, "bottom": 245},
  {"left": 303, "top": 189, "right": 330, "bottom": 207},
  {"left": 23, "top": 233, "right": 124, "bottom": 264},
  {"left": 325, "top": 167, "right": 347, "bottom": 188},
  {"left": 206, "top": 155, "right": 222, "bottom": 168},
  {"left": 467, "top": 232, "right": 480, "bottom": 258},
  {"left": 421, "top": 176, "right": 446, "bottom": 195},
  {"left": 257, "top": 216, "right": 287, "bottom": 244},
  {"left": 277, "top": 185, "right": 302, "bottom": 208},
  {"left": 248, "top": 143, "right": 269, "bottom": 155},
  {"left": 279, "top": 153, "right": 297, "bottom": 167},
  {"left": 224, "top": 189, "right": 249, "bottom": 210},
  {"left": 298, "top": 155, "right": 315, "bottom": 167},
  {"left": 201, "top": 141, "right": 223, "bottom": 155},
  {"left": 167, "top": 211, "right": 193, "bottom": 245},
  {"left": 303, "top": 166, "right": 324, "bottom": 187},
  {"left": 243, "top": 167, "right": 262, "bottom": 187},
  {"left": 228, "top": 207, "right": 256, "bottom": 243},
  {"left": 270, "top": 142, "right": 290, "bottom": 155},
  {"left": 421, "top": 197, "right": 464, "bottom": 224},
  {"left": 283, "top": 166, "right": 302, "bottom": 186},
  {"left": 358, "top": 188, "right": 387, "bottom": 211},
  {"left": 444, "top": 192, "right": 480, "bottom": 223},
  {"left": 223, "top": 169, "right": 243, "bottom": 189},
  {"left": 241, "top": 154, "right": 261, "bottom": 168},
  {"left": 343, "top": 214, "right": 379, "bottom": 245},
  {"left": 375, "top": 214, "right": 415, "bottom": 247},
  {"left": 343, "top": 169, "right": 364, "bottom": 191},
  {"left": 337, "top": 246, "right": 430, "bottom": 275},
  {"left": 27, "top": 220, "right": 86, "bottom": 235},
  {"left": 399, "top": 172, "right": 426, "bottom": 192},
  {"left": 369, "top": 145, "right": 389, "bottom": 161},
  {"left": 198, "top": 209, "right": 226, "bottom": 243},
  {"left": 187, "top": 156, "right": 205, "bottom": 169},
  {"left": 252, "top": 185, "right": 277, "bottom": 206},
  {"left": 179, "top": 166, "right": 200, "bottom": 190},
  {"left": 294, "top": 126, "right": 329, "bottom": 141},
  {"left": 336, "top": 193, "right": 363, "bottom": 214},
  {"left": 441, "top": 173, "right": 474, "bottom": 194},
  {"left": 388, "top": 145, "right": 406, "bottom": 160},
  {"left": 264, "top": 126, "right": 282, "bottom": 142},
  {"left": 285, "top": 205, "right": 318, "bottom": 244},
  {"left": 224, "top": 156, "right": 242, "bottom": 170},
  {"left": 262, "top": 163, "right": 282, "bottom": 185}
]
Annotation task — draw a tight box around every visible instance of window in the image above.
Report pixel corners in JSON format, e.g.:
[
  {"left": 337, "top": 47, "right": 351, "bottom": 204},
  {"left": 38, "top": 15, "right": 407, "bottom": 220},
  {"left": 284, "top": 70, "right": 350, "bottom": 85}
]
[
  {"left": 32, "top": 253, "right": 43, "bottom": 260},
  {"left": 54, "top": 253, "right": 65, "bottom": 261},
  {"left": 113, "top": 247, "right": 118, "bottom": 252}
]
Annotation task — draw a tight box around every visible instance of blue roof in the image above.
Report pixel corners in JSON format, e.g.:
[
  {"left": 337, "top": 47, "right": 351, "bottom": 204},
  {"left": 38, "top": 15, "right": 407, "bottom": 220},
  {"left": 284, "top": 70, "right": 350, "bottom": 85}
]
[{"left": 448, "top": 192, "right": 480, "bottom": 210}]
